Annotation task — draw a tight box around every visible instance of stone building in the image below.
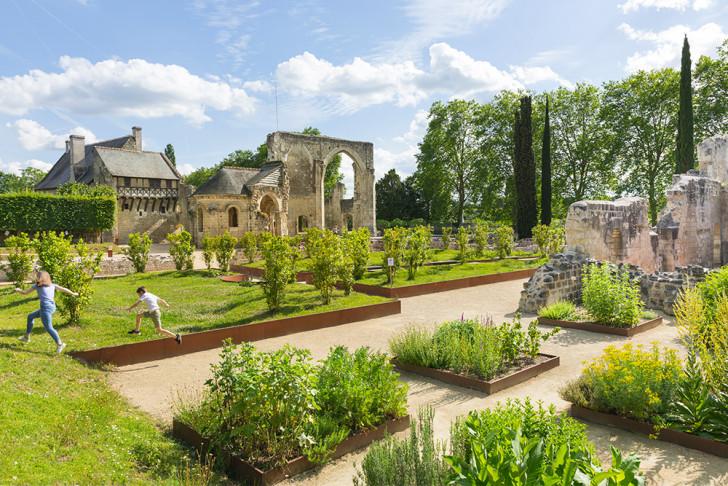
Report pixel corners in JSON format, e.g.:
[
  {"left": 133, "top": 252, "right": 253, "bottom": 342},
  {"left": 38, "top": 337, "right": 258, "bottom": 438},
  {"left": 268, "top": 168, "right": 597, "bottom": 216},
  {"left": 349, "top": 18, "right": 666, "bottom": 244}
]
[
  {"left": 189, "top": 131, "right": 376, "bottom": 243},
  {"left": 35, "top": 127, "right": 190, "bottom": 243}
]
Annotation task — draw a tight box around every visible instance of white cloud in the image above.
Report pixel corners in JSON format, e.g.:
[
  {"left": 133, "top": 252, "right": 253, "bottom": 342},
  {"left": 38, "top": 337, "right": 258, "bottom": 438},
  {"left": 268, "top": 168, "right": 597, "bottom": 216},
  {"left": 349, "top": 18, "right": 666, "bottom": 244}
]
[
  {"left": 619, "top": 22, "right": 726, "bottom": 72},
  {"left": 618, "top": 0, "right": 713, "bottom": 13},
  {"left": 192, "top": 0, "right": 263, "bottom": 66},
  {"left": 394, "top": 109, "right": 429, "bottom": 144},
  {"left": 177, "top": 163, "right": 196, "bottom": 176},
  {"left": 0, "top": 56, "right": 257, "bottom": 124},
  {"left": 374, "top": 146, "right": 418, "bottom": 179},
  {"left": 242, "top": 80, "right": 273, "bottom": 93},
  {"left": 509, "top": 65, "right": 574, "bottom": 89},
  {"left": 9, "top": 119, "right": 97, "bottom": 151},
  {"left": 0, "top": 158, "right": 53, "bottom": 175}
]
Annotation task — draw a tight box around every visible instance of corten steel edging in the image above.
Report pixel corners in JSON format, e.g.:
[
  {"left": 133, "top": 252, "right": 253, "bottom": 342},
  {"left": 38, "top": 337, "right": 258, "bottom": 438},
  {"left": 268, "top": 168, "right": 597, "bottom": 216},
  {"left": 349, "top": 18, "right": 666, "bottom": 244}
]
[
  {"left": 353, "top": 267, "right": 539, "bottom": 298},
  {"left": 537, "top": 317, "right": 663, "bottom": 337},
  {"left": 172, "top": 415, "right": 410, "bottom": 485},
  {"left": 70, "top": 300, "right": 401, "bottom": 366},
  {"left": 391, "top": 353, "right": 560, "bottom": 394},
  {"left": 569, "top": 405, "right": 728, "bottom": 458}
]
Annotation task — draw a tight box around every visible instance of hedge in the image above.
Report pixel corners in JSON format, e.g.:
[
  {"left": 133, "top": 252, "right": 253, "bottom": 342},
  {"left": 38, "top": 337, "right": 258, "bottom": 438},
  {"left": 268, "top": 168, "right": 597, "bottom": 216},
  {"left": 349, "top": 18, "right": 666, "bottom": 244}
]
[{"left": 0, "top": 192, "right": 116, "bottom": 232}]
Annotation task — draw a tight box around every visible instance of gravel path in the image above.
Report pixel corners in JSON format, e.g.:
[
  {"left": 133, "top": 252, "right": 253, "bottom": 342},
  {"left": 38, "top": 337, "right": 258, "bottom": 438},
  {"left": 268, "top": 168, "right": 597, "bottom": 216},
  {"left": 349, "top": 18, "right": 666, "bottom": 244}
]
[{"left": 108, "top": 279, "right": 728, "bottom": 485}]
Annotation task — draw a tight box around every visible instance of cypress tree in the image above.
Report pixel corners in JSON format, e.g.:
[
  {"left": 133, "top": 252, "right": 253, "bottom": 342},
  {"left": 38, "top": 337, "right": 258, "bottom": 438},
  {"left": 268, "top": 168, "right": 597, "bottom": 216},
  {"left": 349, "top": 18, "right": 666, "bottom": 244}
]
[
  {"left": 541, "top": 96, "right": 552, "bottom": 226},
  {"left": 676, "top": 35, "right": 695, "bottom": 173},
  {"left": 513, "top": 96, "right": 538, "bottom": 238},
  {"left": 164, "top": 143, "right": 176, "bottom": 166}
]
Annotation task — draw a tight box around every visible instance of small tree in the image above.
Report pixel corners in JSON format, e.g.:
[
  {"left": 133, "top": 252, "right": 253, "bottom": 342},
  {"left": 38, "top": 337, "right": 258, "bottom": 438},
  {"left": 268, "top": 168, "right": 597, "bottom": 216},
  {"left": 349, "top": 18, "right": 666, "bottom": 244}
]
[
  {"left": 582, "top": 263, "right": 642, "bottom": 327},
  {"left": 456, "top": 226, "right": 469, "bottom": 263},
  {"left": 56, "top": 240, "right": 102, "bottom": 325},
  {"left": 125, "top": 232, "right": 152, "bottom": 273},
  {"left": 310, "top": 229, "right": 343, "bottom": 304},
  {"left": 304, "top": 227, "right": 323, "bottom": 258},
  {"left": 494, "top": 225, "right": 514, "bottom": 259},
  {"left": 441, "top": 226, "right": 452, "bottom": 250},
  {"left": 239, "top": 232, "right": 258, "bottom": 263},
  {"left": 532, "top": 223, "right": 564, "bottom": 257},
  {"left": 404, "top": 226, "right": 431, "bottom": 280},
  {"left": 383, "top": 227, "right": 407, "bottom": 284},
  {"left": 3, "top": 233, "right": 35, "bottom": 288},
  {"left": 261, "top": 236, "right": 293, "bottom": 311},
  {"left": 287, "top": 235, "right": 304, "bottom": 283},
  {"left": 338, "top": 243, "right": 355, "bottom": 296},
  {"left": 34, "top": 231, "right": 72, "bottom": 279},
  {"left": 167, "top": 228, "right": 194, "bottom": 271},
  {"left": 256, "top": 231, "right": 273, "bottom": 252},
  {"left": 344, "top": 227, "right": 371, "bottom": 280},
  {"left": 214, "top": 231, "right": 237, "bottom": 272},
  {"left": 472, "top": 220, "right": 489, "bottom": 257},
  {"left": 201, "top": 235, "right": 216, "bottom": 271}
]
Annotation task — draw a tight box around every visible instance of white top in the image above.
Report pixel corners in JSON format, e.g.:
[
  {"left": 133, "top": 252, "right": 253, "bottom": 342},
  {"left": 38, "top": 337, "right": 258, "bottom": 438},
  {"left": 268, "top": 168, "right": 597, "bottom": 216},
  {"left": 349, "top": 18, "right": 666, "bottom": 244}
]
[{"left": 138, "top": 292, "right": 160, "bottom": 311}]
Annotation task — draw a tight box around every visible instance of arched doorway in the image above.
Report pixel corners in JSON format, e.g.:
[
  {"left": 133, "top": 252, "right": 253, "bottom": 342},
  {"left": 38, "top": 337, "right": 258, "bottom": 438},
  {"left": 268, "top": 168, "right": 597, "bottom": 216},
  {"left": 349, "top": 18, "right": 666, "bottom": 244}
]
[
  {"left": 260, "top": 194, "right": 280, "bottom": 235},
  {"left": 323, "top": 150, "right": 359, "bottom": 232},
  {"left": 228, "top": 207, "right": 239, "bottom": 228}
]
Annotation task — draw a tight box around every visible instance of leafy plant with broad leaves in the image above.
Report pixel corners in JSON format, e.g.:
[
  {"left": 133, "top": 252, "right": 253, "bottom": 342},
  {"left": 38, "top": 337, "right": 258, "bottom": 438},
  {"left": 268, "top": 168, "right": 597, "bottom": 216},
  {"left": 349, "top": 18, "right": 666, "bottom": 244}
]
[
  {"left": 125, "top": 232, "right": 152, "bottom": 273},
  {"left": 167, "top": 228, "right": 194, "bottom": 271},
  {"left": 404, "top": 225, "right": 431, "bottom": 280},
  {"left": 261, "top": 235, "right": 293, "bottom": 311},
  {"left": 213, "top": 231, "right": 237, "bottom": 272},
  {"left": 3, "top": 232, "right": 35, "bottom": 288}
]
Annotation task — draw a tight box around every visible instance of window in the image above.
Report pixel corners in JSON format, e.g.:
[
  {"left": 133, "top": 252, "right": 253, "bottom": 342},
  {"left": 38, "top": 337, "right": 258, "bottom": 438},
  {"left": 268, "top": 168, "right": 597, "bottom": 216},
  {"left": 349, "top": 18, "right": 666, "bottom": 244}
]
[
  {"left": 123, "top": 201, "right": 130, "bottom": 211},
  {"left": 228, "top": 207, "right": 239, "bottom": 228},
  {"left": 124, "top": 177, "right": 131, "bottom": 187},
  {"left": 150, "top": 179, "right": 161, "bottom": 189},
  {"left": 297, "top": 215, "right": 309, "bottom": 233},
  {"left": 159, "top": 204, "right": 166, "bottom": 214},
  {"left": 197, "top": 208, "right": 204, "bottom": 232}
]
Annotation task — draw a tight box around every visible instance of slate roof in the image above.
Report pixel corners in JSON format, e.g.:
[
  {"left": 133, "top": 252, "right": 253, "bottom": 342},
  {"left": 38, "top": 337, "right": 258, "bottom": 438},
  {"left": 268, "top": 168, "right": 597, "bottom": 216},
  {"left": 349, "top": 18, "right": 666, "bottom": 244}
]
[{"left": 193, "top": 162, "right": 283, "bottom": 196}]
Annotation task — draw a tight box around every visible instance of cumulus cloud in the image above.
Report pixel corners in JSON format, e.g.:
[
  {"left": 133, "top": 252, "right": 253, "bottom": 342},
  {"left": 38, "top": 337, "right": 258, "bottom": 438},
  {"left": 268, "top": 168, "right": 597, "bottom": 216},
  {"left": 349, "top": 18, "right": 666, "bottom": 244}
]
[
  {"left": 374, "top": 146, "right": 419, "bottom": 179},
  {"left": 276, "top": 42, "right": 570, "bottom": 113},
  {"left": 243, "top": 80, "right": 273, "bottom": 93},
  {"left": 619, "top": 22, "right": 726, "bottom": 72},
  {"left": 618, "top": 0, "right": 713, "bottom": 13},
  {"left": 8, "top": 119, "right": 97, "bottom": 151},
  {"left": 0, "top": 56, "right": 257, "bottom": 124},
  {"left": 394, "top": 109, "right": 429, "bottom": 144},
  {"left": 176, "top": 163, "right": 196, "bottom": 176},
  {"left": 0, "top": 158, "right": 53, "bottom": 175}
]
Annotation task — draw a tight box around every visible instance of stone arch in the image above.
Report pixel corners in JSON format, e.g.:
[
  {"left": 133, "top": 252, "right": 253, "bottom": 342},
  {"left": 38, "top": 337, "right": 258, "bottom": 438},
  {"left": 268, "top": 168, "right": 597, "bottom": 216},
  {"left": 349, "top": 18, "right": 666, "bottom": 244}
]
[
  {"left": 197, "top": 206, "right": 204, "bottom": 232},
  {"left": 228, "top": 206, "right": 239, "bottom": 228},
  {"left": 259, "top": 192, "right": 282, "bottom": 235}
]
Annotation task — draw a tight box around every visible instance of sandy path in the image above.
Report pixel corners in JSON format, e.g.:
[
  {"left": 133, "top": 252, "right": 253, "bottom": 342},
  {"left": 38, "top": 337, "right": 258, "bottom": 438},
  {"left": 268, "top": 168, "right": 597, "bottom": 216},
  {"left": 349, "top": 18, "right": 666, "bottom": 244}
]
[{"left": 109, "top": 279, "right": 728, "bottom": 485}]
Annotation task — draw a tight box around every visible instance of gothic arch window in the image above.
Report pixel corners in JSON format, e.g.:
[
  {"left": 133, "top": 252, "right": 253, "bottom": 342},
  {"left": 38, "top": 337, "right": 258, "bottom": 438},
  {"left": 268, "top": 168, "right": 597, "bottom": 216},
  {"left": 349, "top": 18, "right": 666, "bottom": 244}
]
[
  {"left": 197, "top": 207, "right": 204, "bottom": 232},
  {"left": 228, "top": 207, "right": 239, "bottom": 228}
]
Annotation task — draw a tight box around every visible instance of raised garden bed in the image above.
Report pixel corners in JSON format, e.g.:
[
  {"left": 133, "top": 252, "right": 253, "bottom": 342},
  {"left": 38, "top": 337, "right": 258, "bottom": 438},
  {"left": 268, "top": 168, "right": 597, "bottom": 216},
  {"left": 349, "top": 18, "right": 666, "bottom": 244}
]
[
  {"left": 537, "top": 316, "right": 662, "bottom": 337},
  {"left": 71, "top": 299, "right": 401, "bottom": 366},
  {"left": 569, "top": 404, "right": 728, "bottom": 458},
  {"left": 391, "top": 353, "right": 560, "bottom": 394},
  {"left": 352, "top": 267, "right": 538, "bottom": 298},
  {"left": 172, "top": 415, "right": 411, "bottom": 485}
]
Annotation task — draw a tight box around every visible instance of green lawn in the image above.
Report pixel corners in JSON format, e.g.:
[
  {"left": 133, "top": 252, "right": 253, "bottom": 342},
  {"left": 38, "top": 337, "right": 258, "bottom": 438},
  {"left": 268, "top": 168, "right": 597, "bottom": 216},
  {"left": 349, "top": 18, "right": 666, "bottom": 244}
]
[
  {"left": 1, "top": 271, "right": 387, "bottom": 352},
  {"left": 356, "top": 257, "right": 546, "bottom": 288}
]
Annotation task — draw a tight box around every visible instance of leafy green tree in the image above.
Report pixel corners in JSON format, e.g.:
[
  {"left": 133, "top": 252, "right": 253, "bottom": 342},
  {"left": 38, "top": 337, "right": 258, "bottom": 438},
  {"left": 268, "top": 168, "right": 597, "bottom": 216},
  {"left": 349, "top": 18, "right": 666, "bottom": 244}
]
[
  {"left": 183, "top": 166, "right": 218, "bottom": 188},
  {"left": 494, "top": 224, "right": 514, "bottom": 259},
  {"left": 0, "top": 167, "right": 47, "bottom": 193},
  {"left": 456, "top": 226, "right": 470, "bottom": 263},
  {"left": 694, "top": 39, "right": 728, "bottom": 141},
  {"left": 472, "top": 219, "right": 489, "bottom": 257},
  {"left": 239, "top": 232, "right": 258, "bottom": 263},
  {"left": 344, "top": 227, "right": 371, "bottom": 280},
  {"left": 404, "top": 226, "right": 431, "bottom": 280},
  {"left": 56, "top": 239, "right": 102, "bottom": 325},
  {"left": 124, "top": 232, "right": 152, "bottom": 273},
  {"left": 34, "top": 231, "right": 72, "bottom": 279},
  {"left": 513, "top": 96, "right": 537, "bottom": 238},
  {"left": 383, "top": 227, "right": 407, "bottom": 284},
  {"left": 309, "top": 229, "right": 343, "bottom": 304},
  {"left": 3, "top": 233, "right": 35, "bottom": 288},
  {"left": 57, "top": 181, "right": 116, "bottom": 197},
  {"left": 603, "top": 69, "right": 679, "bottom": 224},
  {"left": 167, "top": 228, "right": 194, "bottom": 271},
  {"left": 201, "top": 235, "right": 216, "bottom": 271},
  {"left": 541, "top": 97, "right": 552, "bottom": 225},
  {"left": 677, "top": 36, "right": 695, "bottom": 173},
  {"left": 261, "top": 236, "right": 294, "bottom": 311},
  {"left": 184, "top": 143, "right": 267, "bottom": 187},
  {"left": 164, "top": 143, "right": 176, "bottom": 166},
  {"left": 214, "top": 231, "right": 237, "bottom": 272},
  {"left": 375, "top": 169, "right": 426, "bottom": 221}
]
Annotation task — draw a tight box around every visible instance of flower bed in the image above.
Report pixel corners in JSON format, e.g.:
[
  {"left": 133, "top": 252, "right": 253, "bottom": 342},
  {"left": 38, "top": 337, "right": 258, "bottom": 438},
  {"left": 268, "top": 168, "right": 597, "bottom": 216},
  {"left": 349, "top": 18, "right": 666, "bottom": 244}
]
[
  {"left": 537, "top": 316, "right": 662, "bottom": 336},
  {"left": 175, "top": 344, "right": 410, "bottom": 485},
  {"left": 389, "top": 317, "right": 559, "bottom": 393}
]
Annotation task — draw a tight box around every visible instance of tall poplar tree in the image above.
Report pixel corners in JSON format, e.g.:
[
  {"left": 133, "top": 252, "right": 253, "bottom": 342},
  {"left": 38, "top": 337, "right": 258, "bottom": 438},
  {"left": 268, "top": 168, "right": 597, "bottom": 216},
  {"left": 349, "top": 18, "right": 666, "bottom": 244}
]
[
  {"left": 676, "top": 35, "right": 695, "bottom": 173},
  {"left": 164, "top": 143, "right": 176, "bottom": 166},
  {"left": 513, "top": 96, "right": 537, "bottom": 238},
  {"left": 541, "top": 96, "right": 552, "bottom": 225}
]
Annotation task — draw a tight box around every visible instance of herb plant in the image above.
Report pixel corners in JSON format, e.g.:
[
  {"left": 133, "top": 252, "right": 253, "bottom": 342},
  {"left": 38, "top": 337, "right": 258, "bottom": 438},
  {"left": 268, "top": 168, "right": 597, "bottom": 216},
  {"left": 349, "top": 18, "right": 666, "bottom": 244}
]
[{"left": 581, "top": 263, "right": 642, "bottom": 327}]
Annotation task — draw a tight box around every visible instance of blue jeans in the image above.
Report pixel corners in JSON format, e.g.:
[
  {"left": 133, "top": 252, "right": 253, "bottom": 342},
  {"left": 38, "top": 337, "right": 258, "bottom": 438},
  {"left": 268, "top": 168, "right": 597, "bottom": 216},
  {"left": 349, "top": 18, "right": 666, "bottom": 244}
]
[{"left": 27, "top": 303, "right": 61, "bottom": 345}]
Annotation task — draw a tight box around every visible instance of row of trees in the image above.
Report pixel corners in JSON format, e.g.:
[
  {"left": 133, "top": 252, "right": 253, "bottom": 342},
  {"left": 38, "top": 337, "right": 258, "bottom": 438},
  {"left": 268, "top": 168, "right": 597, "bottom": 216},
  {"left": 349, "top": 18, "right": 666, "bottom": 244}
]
[{"left": 382, "top": 38, "right": 727, "bottom": 230}]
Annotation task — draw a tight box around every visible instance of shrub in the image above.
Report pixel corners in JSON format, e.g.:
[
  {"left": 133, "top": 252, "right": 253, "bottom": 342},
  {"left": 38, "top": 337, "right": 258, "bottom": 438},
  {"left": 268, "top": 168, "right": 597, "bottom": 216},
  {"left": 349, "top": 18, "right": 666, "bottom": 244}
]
[
  {"left": 125, "top": 232, "right": 152, "bottom": 273},
  {"left": 581, "top": 263, "right": 643, "bottom": 327},
  {"left": 377, "top": 219, "right": 391, "bottom": 231},
  {"left": 34, "top": 231, "right": 72, "bottom": 279},
  {"left": 287, "top": 235, "right": 304, "bottom": 283},
  {"left": 408, "top": 218, "right": 426, "bottom": 228},
  {"left": 310, "top": 229, "right": 343, "bottom": 304},
  {"left": 493, "top": 224, "right": 514, "bottom": 259},
  {"left": 472, "top": 220, "right": 489, "bottom": 257},
  {"left": 455, "top": 226, "right": 469, "bottom": 263},
  {"left": 3, "top": 233, "right": 35, "bottom": 288},
  {"left": 560, "top": 343, "right": 682, "bottom": 421},
  {"left": 256, "top": 231, "right": 272, "bottom": 252},
  {"left": 213, "top": 231, "right": 237, "bottom": 272},
  {"left": 56, "top": 239, "right": 102, "bottom": 325},
  {"left": 57, "top": 182, "right": 117, "bottom": 197},
  {"left": 538, "top": 300, "right": 578, "bottom": 320},
  {"left": 0, "top": 192, "right": 115, "bottom": 232},
  {"left": 200, "top": 235, "right": 216, "bottom": 271},
  {"left": 303, "top": 227, "right": 322, "bottom": 258},
  {"left": 167, "top": 228, "right": 194, "bottom": 271},
  {"left": 382, "top": 227, "right": 406, "bottom": 284},
  {"left": 238, "top": 232, "right": 257, "bottom": 263},
  {"left": 261, "top": 236, "right": 293, "bottom": 311},
  {"left": 532, "top": 223, "right": 565, "bottom": 257},
  {"left": 441, "top": 226, "right": 452, "bottom": 250},
  {"left": 345, "top": 227, "right": 371, "bottom": 280},
  {"left": 404, "top": 226, "right": 431, "bottom": 280},
  {"left": 696, "top": 265, "right": 728, "bottom": 322}
]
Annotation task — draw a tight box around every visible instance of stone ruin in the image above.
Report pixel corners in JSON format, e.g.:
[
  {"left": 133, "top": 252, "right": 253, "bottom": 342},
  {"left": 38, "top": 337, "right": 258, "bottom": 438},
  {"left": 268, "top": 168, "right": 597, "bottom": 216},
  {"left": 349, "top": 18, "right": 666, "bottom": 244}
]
[{"left": 520, "top": 134, "right": 727, "bottom": 315}]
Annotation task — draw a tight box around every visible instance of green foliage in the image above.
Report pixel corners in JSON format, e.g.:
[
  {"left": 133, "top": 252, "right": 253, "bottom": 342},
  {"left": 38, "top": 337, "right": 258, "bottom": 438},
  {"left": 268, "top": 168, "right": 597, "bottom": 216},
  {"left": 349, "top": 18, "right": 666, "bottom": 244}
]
[
  {"left": 455, "top": 226, "right": 469, "bottom": 263},
  {"left": 34, "top": 231, "right": 72, "bottom": 279},
  {"left": 404, "top": 226, "right": 431, "bottom": 280},
  {"left": 561, "top": 343, "right": 682, "bottom": 422},
  {"left": 57, "top": 182, "right": 116, "bottom": 197},
  {"left": 0, "top": 167, "right": 46, "bottom": 194},
  {"left": 56, "top": 239, "right": 102, "bottom": 325},
  {"left": 213, "top": 231, "right": 237, "bottom": 272},
  {"left": 581, "top": 263, "right": 643, "bottom": 327},
  {"left": 390, "top": 317, "right": 558, "bottom": 380},
  {"left": 164, "top": 143, "right": 176, "bottom": 166},
  {"left": 441, "top": 226, "right": 452, "bottom": 250},
  {"left": 167, "top": 228, "right": 194, "bottom": 271},
  {"left": 493, "top": 224, "right": 514, "bottom": 259},
  {"left": 184, "top": 144, "right": 267, "bottom": 187},
  {"left": 383, "top": 227, "right": 407, "bottom": 284},
  {"left": 694, "top": 39, "right": 728, "bottom": 140},
  {"left": 0, "top": 192, "right": 116, "bottom": 232},
  {"left": 538, "top": 300, "right": 578, "bottom": 321},
  {"left": 239, "top": 232, "right": 257, "bottom": 263},
  {"left": 472, "top": 220, "right": 489, "bottom": 257},
  {"left": 676, "top": 36, "right": 695, "bottom": 173},
  {"left": 345, "top": 227, "right": 371, "bottom": 280},
  {"left": 124, "top": 232, "right": 152, "bottom": 273},
  {"left": 261, "top": 235, "right": 293, "bottom": 311},
  {"left": 532, "top": 223, "right": 565, "bottom": 257},
  {"left": 513, "top": 95, "right": 538, "bottom": 238},
  {"left": 200, "top": 235, "right": 216, "bottom": 271},
  {"left": 310, "top": 229, "right": 344, "bottom": 304},
  {"left": 695, "top": 265, "right": 728, "bottom": 323},
  {"left": 353, "top": 407, "right": 449, "bottom": 486},
  {"left": 256, "top": 230, "right": 273, "bottom": 251},
  {"left": 3, "top": 233, "right": 35, "bottom": 288},
  {"left": 375, "top": 169, "right": 426, "bottom": 222},
  {"left": 541, "top": 96, "right": 552, "bottom": 225},
  {"left": 287, "top": 234, "right": 304, "bottom": 283}
]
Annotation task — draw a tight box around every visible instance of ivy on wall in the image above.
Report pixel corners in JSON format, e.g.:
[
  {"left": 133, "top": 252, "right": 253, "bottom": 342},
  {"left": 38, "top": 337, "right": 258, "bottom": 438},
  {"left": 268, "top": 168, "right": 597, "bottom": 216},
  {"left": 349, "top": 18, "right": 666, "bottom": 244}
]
[{"left": 0, "top": 192, "right": 116, "bottom": 232}]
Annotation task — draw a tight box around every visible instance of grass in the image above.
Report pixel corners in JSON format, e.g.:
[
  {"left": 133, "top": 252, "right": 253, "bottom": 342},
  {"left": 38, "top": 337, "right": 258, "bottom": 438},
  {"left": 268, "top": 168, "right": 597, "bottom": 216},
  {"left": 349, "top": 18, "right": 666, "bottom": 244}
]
[
  {"left": 1, "top": 271, "right": 388, "bottom": 351},
  {"left": 357, "top": 257, "right": 545, "bottom": 288}
]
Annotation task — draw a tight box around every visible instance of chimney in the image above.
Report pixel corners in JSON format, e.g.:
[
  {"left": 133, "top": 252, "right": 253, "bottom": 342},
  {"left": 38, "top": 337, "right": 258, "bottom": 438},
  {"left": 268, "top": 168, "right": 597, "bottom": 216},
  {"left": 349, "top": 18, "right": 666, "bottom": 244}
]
[
  {"left": 132, "top": 126, "right": 142, "bottom": 151},
  {"left": 69, "top": 135, "right": 85, "bottom": 182}
]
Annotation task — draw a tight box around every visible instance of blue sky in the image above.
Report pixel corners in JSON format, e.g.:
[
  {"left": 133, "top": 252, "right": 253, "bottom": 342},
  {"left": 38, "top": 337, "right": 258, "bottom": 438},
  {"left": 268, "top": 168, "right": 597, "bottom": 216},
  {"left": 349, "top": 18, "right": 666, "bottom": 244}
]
[{"left": 0, "top": 0, "right": 726, "bottom": 191}]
